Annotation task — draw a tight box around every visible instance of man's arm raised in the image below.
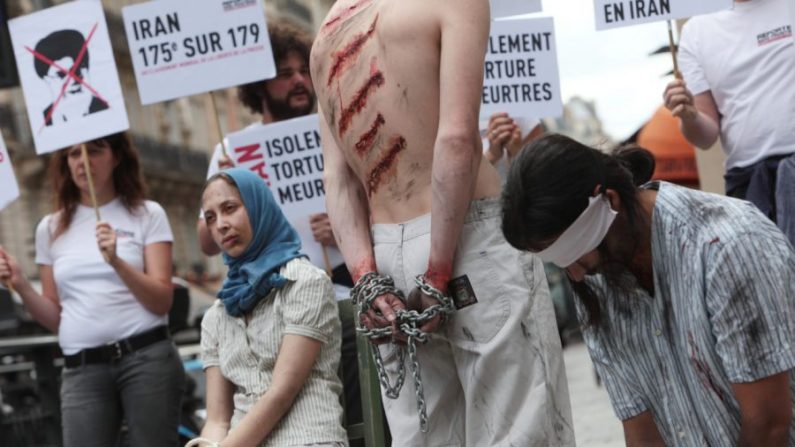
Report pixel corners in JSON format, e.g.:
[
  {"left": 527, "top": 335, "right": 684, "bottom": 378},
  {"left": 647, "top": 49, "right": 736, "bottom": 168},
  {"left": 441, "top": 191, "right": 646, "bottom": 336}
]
[
  {"left": 419, "top": 0, "right": 491, "bottom": 309},
  {"left": 663, "top": 80, "right": 721, "bottom": 149},
  {"left": 319, "top": 109, "right": 404, "bottom": 331}
]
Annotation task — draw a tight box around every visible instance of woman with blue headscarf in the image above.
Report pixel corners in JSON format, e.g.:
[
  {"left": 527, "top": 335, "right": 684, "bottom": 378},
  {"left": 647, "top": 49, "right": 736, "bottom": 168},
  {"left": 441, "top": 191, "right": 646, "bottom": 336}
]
[{"left": 192, "top": 168, "right": 347, "bottom": 447}]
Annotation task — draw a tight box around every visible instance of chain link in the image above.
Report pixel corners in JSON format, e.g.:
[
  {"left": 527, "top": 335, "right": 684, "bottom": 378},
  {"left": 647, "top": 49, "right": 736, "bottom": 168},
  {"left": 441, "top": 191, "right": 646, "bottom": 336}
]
[
  {"left": 351, "top": 272, "right": 407, "bottom": 398},
  {"left": 351, "top": 272, "right": 455, "bottom": 433}
]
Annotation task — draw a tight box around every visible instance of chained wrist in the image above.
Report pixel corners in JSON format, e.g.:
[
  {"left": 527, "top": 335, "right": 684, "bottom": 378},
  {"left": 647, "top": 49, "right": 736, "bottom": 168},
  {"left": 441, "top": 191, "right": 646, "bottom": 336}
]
[
  {"left": 421, "top": 274, "right": 449, "bottom": 294},
  {"left": 414, "top": 275, "right": 454, "bottom": 310},
  {"left": 350, "top": 271, "right": 400, "bottom": 305},
  {"left": 422, "top": 262, "right": 451, "bottom": 291},
  {"left": 416, "top": 276, "right": 446, "bottom": 297}
]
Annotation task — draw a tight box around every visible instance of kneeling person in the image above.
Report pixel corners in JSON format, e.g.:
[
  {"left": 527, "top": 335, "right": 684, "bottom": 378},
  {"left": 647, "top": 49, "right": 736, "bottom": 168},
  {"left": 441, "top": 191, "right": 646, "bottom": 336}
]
[
  {"left": 502, "top": 134, "right": 795, "bottom": 446},
  {"left": 196, "top": 168, "right": 347, "bottom": 447}
]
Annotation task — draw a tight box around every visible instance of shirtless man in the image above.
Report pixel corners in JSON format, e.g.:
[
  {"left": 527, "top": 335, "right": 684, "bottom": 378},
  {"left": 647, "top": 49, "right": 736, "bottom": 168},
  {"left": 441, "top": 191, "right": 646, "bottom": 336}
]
[{"left": 311, "top": 0, "right": 574, "bottom": 445}]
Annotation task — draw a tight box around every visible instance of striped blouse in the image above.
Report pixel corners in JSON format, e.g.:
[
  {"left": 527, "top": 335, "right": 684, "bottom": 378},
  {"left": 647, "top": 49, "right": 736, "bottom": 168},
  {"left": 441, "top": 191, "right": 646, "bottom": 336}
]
[
  {"left": 578, "top": 182, "right": 795, "bottom": 446},
  {"left": 201, "top": 258, "right": 348, "bottom": 447}
]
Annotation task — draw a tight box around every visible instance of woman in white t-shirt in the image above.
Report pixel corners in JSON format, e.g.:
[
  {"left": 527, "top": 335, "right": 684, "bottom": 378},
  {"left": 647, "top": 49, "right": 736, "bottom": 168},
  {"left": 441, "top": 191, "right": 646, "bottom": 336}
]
[
  {"left": 189, "top": 168, "right": 346, "bottom": 447},
  {"left": 0, "top": 132, "right": 185, "bottom": 446}
]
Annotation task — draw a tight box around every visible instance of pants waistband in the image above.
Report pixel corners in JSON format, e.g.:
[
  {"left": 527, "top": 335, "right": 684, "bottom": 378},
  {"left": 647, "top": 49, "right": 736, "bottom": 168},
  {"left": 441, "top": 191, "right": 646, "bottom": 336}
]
[
  {"left": 371, "top": 197, "right": 501, "bottom": 243},
  {"left": 63, "top": 326, "right": 170, "bottom": 368}
]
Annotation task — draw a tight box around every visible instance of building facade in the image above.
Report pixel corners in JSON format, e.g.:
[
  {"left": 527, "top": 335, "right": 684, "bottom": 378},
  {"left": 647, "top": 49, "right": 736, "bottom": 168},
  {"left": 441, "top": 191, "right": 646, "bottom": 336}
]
[{"left": 544, "top": 96, "right": 615, "bottom": 149}]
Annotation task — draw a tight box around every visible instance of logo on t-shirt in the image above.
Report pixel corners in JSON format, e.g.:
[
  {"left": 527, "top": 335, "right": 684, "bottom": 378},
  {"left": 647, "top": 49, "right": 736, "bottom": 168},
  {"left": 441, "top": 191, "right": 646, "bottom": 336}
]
[
  {"left": 115, "top": 229, "right": 135, "bottom": 239},
  {"left": 757, "top": 25, "right": 792, "bottom": 46},
  {"left": 222, "top": 0, "right": 256, "bottom": 12}
]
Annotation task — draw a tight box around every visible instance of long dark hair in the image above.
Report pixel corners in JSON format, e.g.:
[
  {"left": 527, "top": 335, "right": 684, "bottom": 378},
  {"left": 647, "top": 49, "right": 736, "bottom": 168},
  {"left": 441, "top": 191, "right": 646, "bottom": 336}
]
[
  {"left": 501, "top": 134, "right": 655, "bottom": 327},
  {"left": 49, "top": 132, "right": 147, "bottom": 239}
]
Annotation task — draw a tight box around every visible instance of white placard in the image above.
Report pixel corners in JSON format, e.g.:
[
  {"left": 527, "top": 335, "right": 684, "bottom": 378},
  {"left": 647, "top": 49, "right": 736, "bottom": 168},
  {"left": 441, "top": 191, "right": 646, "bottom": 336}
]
[
  {"left": 225, "top": 115, "right": 344, "bottom": 270},
  {"left": 122, "top": 0, "right": 275, "bottom": 105},
  {"left": 594, "top": 0, "right": 733, "bottom": 30},
  {"left": 491, "top": 0, "right": 542, "bottom": 19},
  {"left": 0, "top": 133, "right": 19, "bottom": 211},
  {"left": 9, "top": 0, "right": 129, "bottom": 155},
  {"left": 481, "top": 17, "right": 562, "bottom": 121}
]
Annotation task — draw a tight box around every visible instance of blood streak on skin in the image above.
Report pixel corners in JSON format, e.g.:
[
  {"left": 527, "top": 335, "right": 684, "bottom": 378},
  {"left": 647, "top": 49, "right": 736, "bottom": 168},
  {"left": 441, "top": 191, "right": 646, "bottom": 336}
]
[
  {"left": 336, "top": 85, "right": 345, "bottom": 118},
  {"left": 355, "top": 113, "right": 385, "bottom": 157},
  {"left": 367, "top": 136, "right": 406, "bottom": 196},
  {"left": 423, "top": 264, "right": 453, "bottom": 293},
  {"left": 338, "top": 71, "right": 385, "bottom": 136},
  {"left": 327, "top": 15, "right": 379, "bottom": 87},
  {"left": 322, "top": 0, "right": 374, "bottom": 33},
  {"left": 369, "top": 57, "right": 379, "bottom": 76},
  {"left": 352, "top": 258, "right": 378, "bottom": 283}
]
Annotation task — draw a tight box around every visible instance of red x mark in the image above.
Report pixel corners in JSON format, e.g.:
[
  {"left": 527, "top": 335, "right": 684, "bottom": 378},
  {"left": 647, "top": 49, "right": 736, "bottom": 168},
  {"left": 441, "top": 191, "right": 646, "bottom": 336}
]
[{"left": 25, "top": 23, "right": 108, "bottom": 133}]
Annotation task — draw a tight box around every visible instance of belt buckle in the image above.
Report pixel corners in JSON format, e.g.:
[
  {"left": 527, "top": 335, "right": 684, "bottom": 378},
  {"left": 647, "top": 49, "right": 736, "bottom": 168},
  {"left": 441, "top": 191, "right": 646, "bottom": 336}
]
[{"left": 107, "top": 341, "right": 123, "bottom": 361}]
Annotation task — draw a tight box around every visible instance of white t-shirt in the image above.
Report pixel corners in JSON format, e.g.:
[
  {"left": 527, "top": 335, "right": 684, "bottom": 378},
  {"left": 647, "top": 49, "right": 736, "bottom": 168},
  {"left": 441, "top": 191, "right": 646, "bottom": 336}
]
[
  {"left": 35, "top": 199, "right": 173, "bottom": 354},
  {"left": 204, "top": 124, "right": 346, "bottom": 272},
  {"left": 678, "top": 0, "right": 795, "bottom": 169}
]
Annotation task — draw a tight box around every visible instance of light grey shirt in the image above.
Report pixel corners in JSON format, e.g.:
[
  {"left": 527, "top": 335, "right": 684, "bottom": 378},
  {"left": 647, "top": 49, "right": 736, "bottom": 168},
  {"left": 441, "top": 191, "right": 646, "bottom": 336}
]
[
  {"left": 579, "top": 182, "right": 795, "bottom": 446},
  {"left": 201, "top": 258, "right": 347, "bottom": 447}
]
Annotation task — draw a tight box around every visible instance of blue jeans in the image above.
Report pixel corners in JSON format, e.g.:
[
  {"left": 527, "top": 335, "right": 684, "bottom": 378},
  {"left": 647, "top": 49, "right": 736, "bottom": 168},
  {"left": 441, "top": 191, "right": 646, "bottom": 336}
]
[
  {"left": 60, "top": 339, "right": 185, "bottom": 447},
  {"left": 725, "top": 152, "right": 795, "bottom": 246},
  {"left": 777, "top": 155, "right": 795, "bottom": 246}
]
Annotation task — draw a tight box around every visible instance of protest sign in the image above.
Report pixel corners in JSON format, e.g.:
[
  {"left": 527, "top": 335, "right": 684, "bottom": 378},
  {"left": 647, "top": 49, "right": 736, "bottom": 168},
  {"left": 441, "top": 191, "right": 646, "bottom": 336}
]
[
  {"left": 8, "top": 0, "right": 129, "bottom": 155},
  {"left": 122, "top": 0, "right": 275, "bottom": 105},
  {"left": 491, "top": 0, "right": 542, "bottom": 19},
  {"left": 226, "top": 115, "right": 344, "bottom": 270},
  {"left": 594, "top": 0, "right": 733, "bottom": 30},
  {"left": 481, "top": 17, "right": 562, "bottom": 121},
  {"left": 0, "top": 132, "right": 18, "bottom": 211}
]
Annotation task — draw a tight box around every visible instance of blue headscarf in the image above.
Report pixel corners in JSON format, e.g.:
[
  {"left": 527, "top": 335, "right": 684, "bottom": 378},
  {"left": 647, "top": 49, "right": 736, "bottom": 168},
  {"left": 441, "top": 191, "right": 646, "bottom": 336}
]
[{"left": 214, "top": 168, "right": 305, "bottom": 317}]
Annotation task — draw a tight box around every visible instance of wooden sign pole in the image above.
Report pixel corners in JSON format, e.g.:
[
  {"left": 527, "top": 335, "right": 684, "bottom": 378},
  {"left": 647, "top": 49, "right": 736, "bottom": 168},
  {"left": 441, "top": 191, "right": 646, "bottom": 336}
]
[
  {"left": 80, "top": 143, "right": 102, "bottom": 221},
  {"left": 209, "top": 91, "right": 230, "bottom": 159},
  {"left": 321, "top": 246, "right": 333, "bottom": 277},
  {"left": 80, "top": 143, "right": 110, "bottom": 262},
  {"left": 667, "top": 20, "right": 681, "bottom": 79}
]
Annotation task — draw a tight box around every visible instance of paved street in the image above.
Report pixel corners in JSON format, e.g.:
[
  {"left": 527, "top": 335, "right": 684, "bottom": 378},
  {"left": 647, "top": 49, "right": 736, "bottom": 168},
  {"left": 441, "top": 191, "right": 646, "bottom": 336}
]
[{"left": 564, "top": 341, "right": 625, "bottom": 447}]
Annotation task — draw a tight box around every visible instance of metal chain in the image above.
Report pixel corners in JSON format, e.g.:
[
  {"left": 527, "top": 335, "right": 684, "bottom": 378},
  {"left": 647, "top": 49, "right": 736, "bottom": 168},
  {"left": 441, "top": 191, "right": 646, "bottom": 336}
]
[
  {"left": 350, "top": 272, "right": 456, "bottom": 433},
  {"left": 351, "top": 272, "right": 407, "bottom": 398},
  {"left": 407, "top": 336, "right": 427, "bottom": 431}
]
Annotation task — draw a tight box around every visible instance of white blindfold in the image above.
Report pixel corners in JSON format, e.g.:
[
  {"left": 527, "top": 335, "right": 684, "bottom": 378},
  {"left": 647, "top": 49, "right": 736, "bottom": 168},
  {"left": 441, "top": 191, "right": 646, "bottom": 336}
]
[{"left": 535, "top": 194, "right": 617, "bottom": 268}]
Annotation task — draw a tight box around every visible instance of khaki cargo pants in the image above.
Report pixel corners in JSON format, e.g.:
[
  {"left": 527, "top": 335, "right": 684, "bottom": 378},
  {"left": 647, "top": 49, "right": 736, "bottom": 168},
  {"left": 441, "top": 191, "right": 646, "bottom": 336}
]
[{"left": 372, "top": 199, "right": 575, "bottom": 447}]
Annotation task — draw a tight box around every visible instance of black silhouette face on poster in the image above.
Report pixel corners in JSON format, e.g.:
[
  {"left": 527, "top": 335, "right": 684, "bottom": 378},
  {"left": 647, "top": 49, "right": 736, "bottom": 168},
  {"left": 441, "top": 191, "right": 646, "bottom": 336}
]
[{"left": 33, "top": 29, "right": 108, "bottom": 126}]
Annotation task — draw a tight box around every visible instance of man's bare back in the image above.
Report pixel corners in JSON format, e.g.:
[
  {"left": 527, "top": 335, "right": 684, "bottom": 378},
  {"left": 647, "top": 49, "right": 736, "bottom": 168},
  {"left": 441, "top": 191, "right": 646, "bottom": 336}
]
[{"left": 311, "top": 0, "right": 500, "bottom": 224}]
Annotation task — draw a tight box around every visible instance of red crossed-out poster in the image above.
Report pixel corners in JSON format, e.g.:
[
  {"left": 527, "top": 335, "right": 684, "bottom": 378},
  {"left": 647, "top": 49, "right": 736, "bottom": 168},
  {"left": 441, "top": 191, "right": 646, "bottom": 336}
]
[{"left": 9, "top": 0, "right": 129, "bottom": 154}]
